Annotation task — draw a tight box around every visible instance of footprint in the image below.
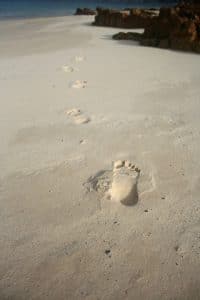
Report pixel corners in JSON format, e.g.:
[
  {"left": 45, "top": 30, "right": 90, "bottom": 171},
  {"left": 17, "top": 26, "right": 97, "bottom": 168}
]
[
  {"left": 65, "top": 108, "right": 90, "bottom": 125},
  {"left": 74, "top": 115, "right": 90, "bottom": 125},
  {"left": 84, "top": 160, "right": 141, "bottom": 206},
  {"left": 66, "top": 108, "right": 81, "bottom": 117},
  {"left": 62, "top": 65, "right": 74, "bottom": 73},
  {"left": 109, "top": 160, "right": 140, "bottom": 206},
  {"left": 70, "top": 80, "right": 87, "bottom": 89},
  {"left": 80, "top": 139, "right": 86, "bottom": 145}
]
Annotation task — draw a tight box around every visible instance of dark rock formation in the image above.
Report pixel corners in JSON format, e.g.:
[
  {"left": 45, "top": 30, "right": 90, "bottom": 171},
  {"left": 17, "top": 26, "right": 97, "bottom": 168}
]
[
  {"left": 74, "top": 8, "right": 96, "bottom": 16},
  {"left": 93, "top": 7, "right": 158, "bottom": 28},
  {"left": 113, "top": 32, "right": 142, "bottom": 41},
  {"left": 113, "top": 5, "right": 200, "bottom": 53},
  {"left": 144, "top": 6, "right": 200, "bottom": 52}
]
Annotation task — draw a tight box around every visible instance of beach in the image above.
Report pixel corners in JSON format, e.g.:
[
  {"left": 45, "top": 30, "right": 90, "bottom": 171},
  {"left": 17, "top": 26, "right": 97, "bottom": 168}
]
[{"left": 0, "top": 15, "right": 200, "bottom": 299}]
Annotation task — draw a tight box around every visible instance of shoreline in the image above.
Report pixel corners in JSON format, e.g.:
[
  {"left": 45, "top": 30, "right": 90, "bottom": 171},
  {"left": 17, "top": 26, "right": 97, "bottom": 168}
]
[
  {"left": 0, "top": 2, "right": 177, "bottom": 22},
  {"left": 0, "top": 13, "right": 73, "bottom": 22}
]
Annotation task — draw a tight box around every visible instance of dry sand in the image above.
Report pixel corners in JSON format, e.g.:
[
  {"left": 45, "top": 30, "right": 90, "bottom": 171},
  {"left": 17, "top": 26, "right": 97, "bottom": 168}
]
[{"left": 0, "top": 15, "right": 200, "bottom": 300}]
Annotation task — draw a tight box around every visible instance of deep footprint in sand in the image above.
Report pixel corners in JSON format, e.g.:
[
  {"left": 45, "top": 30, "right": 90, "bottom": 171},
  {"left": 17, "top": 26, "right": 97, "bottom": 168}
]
[
  {"left": 70, "top": 80, "right": 87, "bottom": 89},
  {"left": 109, "top": 160, "right": 140, "bottom": 206},
  {"left": 85, "top": 160, "right": 140, "bottom": 206}
]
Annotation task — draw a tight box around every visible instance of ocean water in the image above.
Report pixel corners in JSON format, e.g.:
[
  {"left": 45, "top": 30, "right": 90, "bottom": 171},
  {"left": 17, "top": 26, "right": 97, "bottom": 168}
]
[{"left": 0, "top": 0, "right": 177, "bottom": 20}]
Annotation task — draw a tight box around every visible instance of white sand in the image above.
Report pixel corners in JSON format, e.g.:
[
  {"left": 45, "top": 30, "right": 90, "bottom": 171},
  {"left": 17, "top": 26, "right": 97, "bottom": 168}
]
[{"left": 0, "top": 15, "right": 200, "bottom": 300}]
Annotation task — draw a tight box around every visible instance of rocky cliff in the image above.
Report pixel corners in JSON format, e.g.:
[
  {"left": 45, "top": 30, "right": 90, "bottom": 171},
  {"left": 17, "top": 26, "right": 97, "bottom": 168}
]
[
  {"left": 93, "top": 7, "right": 158, "bottom": 28},
  {"left": 113, "top": 4, "right": 200, "bottom": 53}
]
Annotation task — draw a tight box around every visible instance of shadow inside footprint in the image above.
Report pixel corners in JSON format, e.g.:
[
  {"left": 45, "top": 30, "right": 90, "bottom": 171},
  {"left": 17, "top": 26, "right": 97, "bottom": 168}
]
[
  {"left": 121, "top": 184, "right": 139, "bottom": 206},
  {"left": 110, "top": 174, "right": 139, "bottom": 206}
]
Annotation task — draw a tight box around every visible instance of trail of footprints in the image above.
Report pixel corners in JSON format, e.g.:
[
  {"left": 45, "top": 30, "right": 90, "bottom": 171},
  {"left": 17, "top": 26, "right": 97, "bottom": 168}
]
[
  {"left": 62, "top": 56, "right": 146, "bottom": 206},
  {"left": 62, "top": 56, "right": 87, "bottom": 89},
  {"left": 62, "top": 56, "right": 89, "bottom": 125}
]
